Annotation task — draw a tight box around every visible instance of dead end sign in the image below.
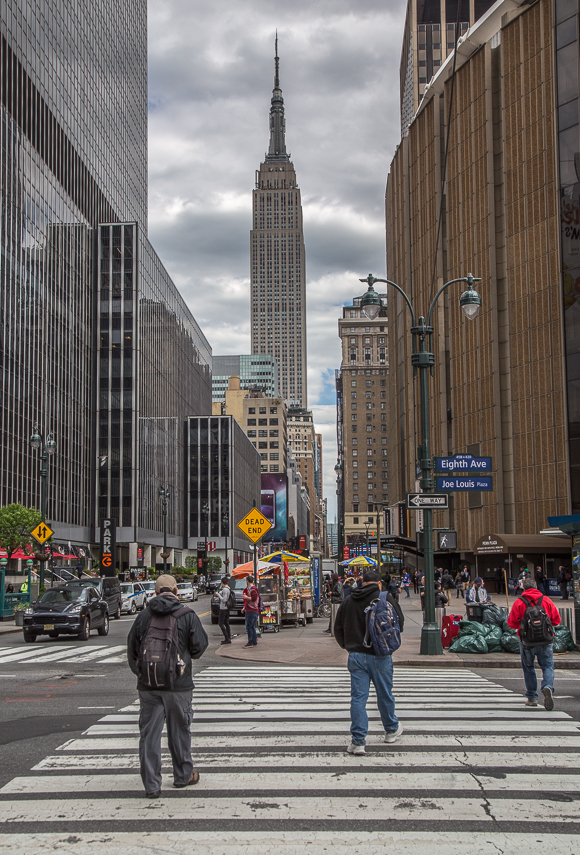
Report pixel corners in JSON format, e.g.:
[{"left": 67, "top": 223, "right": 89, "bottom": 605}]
[{"left": 237, "top": 508, "right": 273, "bottom": 544}]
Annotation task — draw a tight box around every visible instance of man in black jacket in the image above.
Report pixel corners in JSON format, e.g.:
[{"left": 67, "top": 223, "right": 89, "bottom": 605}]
[
  {"left": 127, "top": 574, "right": 208, "bottom": 798},
  {"left": 334, "top": 569, "right": 404, "bottom": 755}
]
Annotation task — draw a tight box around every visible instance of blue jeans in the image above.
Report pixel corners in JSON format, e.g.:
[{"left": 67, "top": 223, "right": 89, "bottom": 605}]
[
  {"left": 403, "top": 585, "right": 410, "bottom": 597},
  {"left": 245, "top": 611, "right": 258, "bottom": 645},
  {"left": 347, "top": 652, "right": 399, "bottom": 745},
  {"left": 519, "top": 642, "right": 555, "bottom": 701}
]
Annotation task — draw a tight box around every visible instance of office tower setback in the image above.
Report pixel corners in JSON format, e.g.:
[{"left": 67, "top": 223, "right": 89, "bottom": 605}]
[
  {"left": 212, "top": 354, "right": 279, "bottom": 402},
  {"left": 251, "top": 40, "right": 307, "bottom": 407},
  {"left": 336, "top": 292, "right": 388, "bottom": 545}
]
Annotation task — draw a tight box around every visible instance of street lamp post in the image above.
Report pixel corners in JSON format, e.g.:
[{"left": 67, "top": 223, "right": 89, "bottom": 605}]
[
  {"left": 30, "top": 425, "right": 56, "bottom": 590},
  {"left": 159, "top": 488, "right": 170, "bottom": 574},
  {"left": 359, "top": 272, "right": 482, "bottom": 655},
  {"left": 202, "top": 502, "right": 209, "bottom": 577},
  {"left": 334, "top": 462, "right": 343, "bottom": 560},
  {"left": 222, "top": 511, "right": 229, "bottom": 576}
]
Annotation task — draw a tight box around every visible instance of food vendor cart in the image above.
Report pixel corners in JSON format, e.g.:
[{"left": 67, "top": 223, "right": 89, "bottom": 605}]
[
  {"left": 286, "top": 561, "right": 314, "bottom": 624},
  {"left": 258, "top": 572, "right": 281, "bottom": 632}
]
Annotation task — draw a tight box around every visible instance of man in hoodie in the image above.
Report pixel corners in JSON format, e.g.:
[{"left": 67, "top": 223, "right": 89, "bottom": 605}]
[
  {"left": 507, "top": 578, "right": 561, "bottom": 710},
  {"left": 334, "top": 569, "right": 404, "bottom": 755},
  {"left": 127, "top": 574, "right": 208, "bottom": 798}
]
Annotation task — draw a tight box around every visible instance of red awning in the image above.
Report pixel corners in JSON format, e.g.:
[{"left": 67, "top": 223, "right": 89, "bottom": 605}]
[{"left": 0, "top": 549, "right": 37, "bottom": 560}]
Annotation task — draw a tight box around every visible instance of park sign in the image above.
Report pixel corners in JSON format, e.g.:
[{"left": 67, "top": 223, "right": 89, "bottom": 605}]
[
  {"left": 406, "top": 493, "right": 449, "bottom": 509},
  {"left": 435, "top": 454, "right": 492, "bottom": 473},
  {"left": 437, "top": 476, "right": 493, "bottom": 491},
  {"left": 237, "top": 507, "right": 273, "bottom": 544},
  {"left": 100, "top": 518, "right": 117, "bottom": 577}
]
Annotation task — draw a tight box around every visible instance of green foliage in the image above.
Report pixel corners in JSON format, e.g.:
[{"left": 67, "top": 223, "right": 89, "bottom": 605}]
[
  {"left": 206, "top": 556, "right": 222, "bottom": 574},
  {"left": 0, "top": 504, "right": 43, "bottom": 559},
  {"left": 184, "top": 555, "right": 196, "bottom": 569}
]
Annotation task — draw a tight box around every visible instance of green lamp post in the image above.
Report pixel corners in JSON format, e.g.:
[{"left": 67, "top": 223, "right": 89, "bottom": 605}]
[
  {"left": 359, "top": 272, "right": 482, "bottom": 655},
  {"left": 159, "top": 487, "right": 171, "bottom": 574},
  {"left": 0, "top": 557, "right": 9, "bottom": 619},
  {"left": 25, "top": 558, "right": 33, "bottom": 605},
  {"left": 30, "top": 425, "right": 56, "bottom": 589}
]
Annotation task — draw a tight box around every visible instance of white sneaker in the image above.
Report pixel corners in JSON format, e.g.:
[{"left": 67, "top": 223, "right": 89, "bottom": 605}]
[
  {"left": 384, "top": 723, "right": 403, "bottom": 743},
  {"left": 347, "top": 742, "right": 366, "bottom": 755}
]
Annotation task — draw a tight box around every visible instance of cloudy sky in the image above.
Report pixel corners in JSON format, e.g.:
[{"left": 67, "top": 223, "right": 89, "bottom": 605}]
[{"left": 147, "top": 0, "right": 407, "bottom": 518}]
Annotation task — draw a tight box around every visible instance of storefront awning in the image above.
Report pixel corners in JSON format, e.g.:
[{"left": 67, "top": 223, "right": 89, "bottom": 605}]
[{"left": 473, "top": 533, "right": 571, "bottom": 556}]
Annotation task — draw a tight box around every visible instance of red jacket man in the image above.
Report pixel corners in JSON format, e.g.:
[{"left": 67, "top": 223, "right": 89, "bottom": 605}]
[{"left": 507, "top": 580, "right": 561, "bottom": 710}]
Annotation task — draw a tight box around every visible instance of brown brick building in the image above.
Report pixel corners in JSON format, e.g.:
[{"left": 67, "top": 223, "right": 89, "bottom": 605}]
[{"left": 386, "top": 0, "right": 577, "bottom": 570}]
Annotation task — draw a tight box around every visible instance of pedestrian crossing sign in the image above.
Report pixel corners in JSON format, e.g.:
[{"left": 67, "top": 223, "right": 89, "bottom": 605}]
[
  {"left": 30, "top": 522, "right": 54, "bottom": 545},
  {"left": 237, "top": 508, "right": 272, "bottom": 544}
]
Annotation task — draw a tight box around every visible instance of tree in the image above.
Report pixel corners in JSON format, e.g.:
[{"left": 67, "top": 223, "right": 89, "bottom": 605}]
[
  {"left": 206, "top": 556, "right": 222, "bottom": 575},
  {"left": 184, "top": 555, "right": 196, "bottom": 570},
  {"left": 0, "top": 504, "right": 43, "bottom": 559}
]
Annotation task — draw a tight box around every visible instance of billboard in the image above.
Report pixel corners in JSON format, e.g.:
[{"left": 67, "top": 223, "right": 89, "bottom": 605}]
[{"left": 261, "top": 473, "right": 288, "bottom": 542}]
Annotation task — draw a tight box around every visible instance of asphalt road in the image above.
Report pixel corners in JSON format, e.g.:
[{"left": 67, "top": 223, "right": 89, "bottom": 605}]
[{"left": 0, "top": 594, "right": 241, "bottom": 788}]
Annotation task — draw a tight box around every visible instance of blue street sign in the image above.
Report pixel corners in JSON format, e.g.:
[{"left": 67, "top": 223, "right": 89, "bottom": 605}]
[
  {"left": 312, "top": 555, "right": 320, "bottom": 606},
  {"left": 435, "top": 454, "right": 492, "bottom": 473},
  {"left": 437, "top": 476, "right": 493, "bottom": 491}
]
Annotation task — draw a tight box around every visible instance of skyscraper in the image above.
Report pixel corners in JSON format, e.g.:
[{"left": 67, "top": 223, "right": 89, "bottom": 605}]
[{"left": 251, "top": 40, "right": 307, "bottom": 407}]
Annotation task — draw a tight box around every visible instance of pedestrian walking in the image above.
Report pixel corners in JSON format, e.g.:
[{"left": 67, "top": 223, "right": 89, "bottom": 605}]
[
  {"left": 515, "top": 569, "right": 530, "bottom": 595},
  {"left": 461, "top": 566, "right": 470, "bottom": 595},
  {"left": 402, "top": 570, "right": 410, "bottom": 598},
  {"left": 454, "top": 571, "right": 463, "bottom": 599},
  {"left": 494, "top": 566, "right": 504, "bottom": 595},
  {"left": 334, "top": 569, "right": 404, "bottom": 754},
  {"left": 534, "top": 565, "right": 545, "bottom": 594},
  {"left": 324, "top": 573, "right": 344, "bottom": 633},
  {"left": 441, "top": 570, "right": 454, "bottom": 601},
  {"left": 434, "top": 582, "right": 448, "bottom": 608},
  {"left": 557, "top": 565, "right": 570, "bottom": 600},
  {"left": 242, "top": 575, "right": 260, "bottom": 647},
  {"left": 507, "top": 578, "right": 561, "bottom": 709},
  {"left": 127, "top": 574, "right": 208, "bottom": 799},
  {"left": 413, "top": 570, "right": 419, "bottom": 594},
  {"left": 466, "top": 577, "right": 490, "bottom": 604},
  {"left": 217, "top": 576, "right": 232, "bottom": 645}
]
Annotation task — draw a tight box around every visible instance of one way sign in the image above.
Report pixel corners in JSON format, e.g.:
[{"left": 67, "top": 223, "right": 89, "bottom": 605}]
[{"left": 406, "top": 493, "right": 449, "bottom": 510}]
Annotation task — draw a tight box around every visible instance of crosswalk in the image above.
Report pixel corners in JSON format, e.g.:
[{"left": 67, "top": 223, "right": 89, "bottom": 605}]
[
  {"left": 0, "top": 665, "right": 579, "bottom": 853},
  {"left": 0, "top": 643, "right": 126, "bottom": 664}
]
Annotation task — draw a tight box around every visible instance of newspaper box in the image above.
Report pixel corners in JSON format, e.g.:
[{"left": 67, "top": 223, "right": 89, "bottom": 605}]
[{"left": 441, "top": 614, "right": 462, "bottom": 648}]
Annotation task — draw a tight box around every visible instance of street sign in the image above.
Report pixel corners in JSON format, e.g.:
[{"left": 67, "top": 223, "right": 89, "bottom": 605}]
[
  {"left": 437, "top": 476, "right": 493, "bottom": 491},
  {"left": 237, "top": 507, "right": 273, "bottom": 544},
  {"left": 406, "top": 493, "right": 449, "bottom": 509},
  {"left": 435, "top": 454, "right": 492, "bottom": 472},
  {"left": 30, "top": 522, "right": 54, "bottom": 545}
]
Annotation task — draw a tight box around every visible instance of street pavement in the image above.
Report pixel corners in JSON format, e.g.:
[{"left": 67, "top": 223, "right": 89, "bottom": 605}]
[{"left": 0, "top": 595, "right": 579, "bottom": 852}]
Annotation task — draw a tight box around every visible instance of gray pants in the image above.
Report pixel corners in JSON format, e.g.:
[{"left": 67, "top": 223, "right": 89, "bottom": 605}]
[{"left": 138, "top": 689, "right": 193, "bottom": 794}]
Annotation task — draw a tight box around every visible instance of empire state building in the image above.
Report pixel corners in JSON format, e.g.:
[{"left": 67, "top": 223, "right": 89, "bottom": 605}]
[{"left": 250, "top": 42, "right": 307, "bottom": 407}]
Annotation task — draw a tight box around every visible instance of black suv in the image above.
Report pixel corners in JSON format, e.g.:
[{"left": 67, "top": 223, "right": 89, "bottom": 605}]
[
  {"left": 206, "top": 573, "right": 224, "bottom": 595},
  {"left": 211, "top": 577, "right": 246, "bottom": 624},
  {"left": 64, "top": 577, "right": 122, "bottom": 619},
  {"left": 23, "top": 586, "right": 109, "bottom": 642}
]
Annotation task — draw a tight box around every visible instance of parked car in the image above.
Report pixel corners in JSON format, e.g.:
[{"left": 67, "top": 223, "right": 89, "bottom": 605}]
[
  {"left": 140, "top": 581, "right": 157, "bottom": 603},
  {"left": 119, "top": 582, "right": 147, "bottom": 614},
  {"left": 176, "top": 582, "right": 198, "bottom": 602},
  {"left": 64, "top": 577, "right": 122, "bottom": 620},
  {"left": 211, "top": 576, "right": 246, "bottom": 624},
  {"left": 23, "top": 586, "right": 109, "bottom": 642}
]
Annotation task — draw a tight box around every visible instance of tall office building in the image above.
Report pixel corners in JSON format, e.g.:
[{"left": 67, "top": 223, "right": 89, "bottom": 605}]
[
  {"left": 250, "top": 41, "right": 307, "bottom": 407},
  {"left": 211, "top": 354, "right": 279, "bottom": 402},
  {"left": 1, "top": 0, "right": 211, "bottom": 569},
  {"left": 400, "top": 0, "right": 496, "bottom": 137},
  {"left": 387, "top": 0, "right": 575, "bottom": 576},
  {"left": 336, "top": 292, "right": 389, "bottom": 545}
]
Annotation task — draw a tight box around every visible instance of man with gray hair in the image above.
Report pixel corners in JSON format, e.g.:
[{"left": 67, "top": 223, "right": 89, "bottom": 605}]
[
  {"left": 507, "top": 578, "right": 561, "bottom": 709},
  {"left": 128, "top": 574, "right": 208, "bottom": 798}
]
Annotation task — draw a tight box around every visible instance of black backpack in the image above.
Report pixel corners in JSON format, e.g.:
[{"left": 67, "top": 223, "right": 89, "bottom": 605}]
[
  {"left": 226, "top": 588, "right": 237, "bottom": 610},
  {"left": 519, "top": 594, "right": 554, "bottom": 647},
  {"left": 138, "top": 606, "right": 190, "bottom": 689}
]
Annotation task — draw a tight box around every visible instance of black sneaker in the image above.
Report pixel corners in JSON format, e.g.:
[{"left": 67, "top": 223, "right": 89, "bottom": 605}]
[
  {"left": 543, "top": 687, "right": 554, "bottom": 711},
  {"left": 146, "top": 790, "right": 161, "bottom": 799}
]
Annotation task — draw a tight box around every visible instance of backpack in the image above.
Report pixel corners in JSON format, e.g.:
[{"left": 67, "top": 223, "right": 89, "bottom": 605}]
[
  {"left": 226, "top": 588, "right": 237, "bottom": 610},
  {"left": 137, "top": 606, "right": 190, "bottom": 689},
  {"left": 363, "top": 592, "right": 401, "bottom": 657},
  {"left": 519, "top": 594, "right": 554, "bottom": 647}
]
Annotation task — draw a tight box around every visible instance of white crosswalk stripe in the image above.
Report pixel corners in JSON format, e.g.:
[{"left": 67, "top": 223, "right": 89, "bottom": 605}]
[
  {"left": 0, "top": 665, "right": 579, "bottom": 854},
  {"left": 0, "top": 644, "right": 126, "bottom": 664}
]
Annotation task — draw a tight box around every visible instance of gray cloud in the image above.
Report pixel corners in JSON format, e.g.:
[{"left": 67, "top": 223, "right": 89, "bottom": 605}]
[{"left": 147, "top": 0, "right": 407, "bottom": 517}]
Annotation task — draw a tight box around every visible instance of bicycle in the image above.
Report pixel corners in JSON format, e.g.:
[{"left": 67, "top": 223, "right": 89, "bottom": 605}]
[{"left": 314, "top": 597, "right": 331, "bottom": 618}]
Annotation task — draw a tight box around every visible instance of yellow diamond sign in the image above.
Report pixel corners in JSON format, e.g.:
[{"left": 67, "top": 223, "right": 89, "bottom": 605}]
[
  {"left": 30, "top": 522, "right": 54, "bottom": 545},
  {"left": 237, "top": 508, "right": 272, "bottom": 544}
]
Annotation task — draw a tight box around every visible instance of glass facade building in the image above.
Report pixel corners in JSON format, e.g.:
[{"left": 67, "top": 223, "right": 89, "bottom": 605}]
[
  {"left": 212, "top": 354, "right": 279, "bottom": 402},
  {"left": 1, "top": 0, "right": 212, "bottom": 563}
]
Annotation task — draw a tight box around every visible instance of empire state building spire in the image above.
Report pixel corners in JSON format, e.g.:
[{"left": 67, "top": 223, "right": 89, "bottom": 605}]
[{"left": 267, "top": 34, "right": 289, "bottom": 162}]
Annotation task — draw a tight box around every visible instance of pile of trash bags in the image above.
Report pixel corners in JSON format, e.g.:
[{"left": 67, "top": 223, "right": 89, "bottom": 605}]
[{"left": 449, "top": 604, "right": 576, "bottom": 654}]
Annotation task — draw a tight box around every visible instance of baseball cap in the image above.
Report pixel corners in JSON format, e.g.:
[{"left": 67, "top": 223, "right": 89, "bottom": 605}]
[
  {"left": 474, "top": 576, "right": 483, "bottom": 584},
  {"left": 155, "top": 574, "right": 177, "bottom": 593}
]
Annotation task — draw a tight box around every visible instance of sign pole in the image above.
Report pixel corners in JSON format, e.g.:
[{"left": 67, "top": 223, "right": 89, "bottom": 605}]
[{"left": 503, "top": 568, "right": 510, "bottom": 611}]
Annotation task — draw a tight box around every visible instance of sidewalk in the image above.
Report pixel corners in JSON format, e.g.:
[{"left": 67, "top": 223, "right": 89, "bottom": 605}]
[
  {"left": 216, "top": 593, "right": 580, "bottom": 668},
  {"left": 0, "top": 620, "right": 20, "bottom": 635}
]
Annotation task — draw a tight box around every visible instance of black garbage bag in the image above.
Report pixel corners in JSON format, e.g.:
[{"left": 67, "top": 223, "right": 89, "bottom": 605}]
[
  {"left": 502, "top": 618, "right": 512, "bottom": 634},
  {"left": 482, "top": 604, "right": 508, "bottom": 627},
  {"left": 486, "top": 626, "right": 503, "bottom": 652},
  {"left": 553, "top": 635, "right": 568, "bottom": 654},
  {"left": 458, "top": 620, "right": 489, "bottom": 637},
  {"left": 554, "top": 625, "right": 576, "bottom": 651},
  {"left": 450, "top": 634, "right": 489, "bottom": 654},
  {"left": 500, "top": 632, "right": 520, "bottom": 653}
]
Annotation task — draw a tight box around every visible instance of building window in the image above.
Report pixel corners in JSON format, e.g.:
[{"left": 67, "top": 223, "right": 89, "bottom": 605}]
[
  {"left": 353, "top": 516, "right": 359, "bottom": 524},
  {"left": 352, "top": 449, "right": 357, "bottom": 456},
  {"left": 269, "top": 430, "right": 278, "bottom": 437},
  {"left": 366, "top": 425, "right": 372, "bottom": 432},
  {"left": 365, "top": 327, "right": 370, "bottom": 333},
  {"left": 352, "top": 415, "right": 357, "bottom": 421},
  {"left": 258, "top": 419, "right": 267, "bottom": 426},
  {"left": 365, "top": 337, "right": 370, "bottom": 344},
  {"left": 353, "top": 461, "right": 358, "bottom": 467},
  {"left": 270, "top": 453, "right": 279, "bottom": 460},
  {"left": 260, "top": 453, "right": 268, "bottom": 460},
  {"left": 270, "top": 465, "right": 279, "bottom": 472},
  {"left": 352, "top": 438, "right": 358, "bottom": 445},
  {"left": 351, "top": 403, "right": 357, "bottom": 410},
  {"left": 353, "top": 504, "right": 359, "bottom": 512},
  {"left": 259, "top": 441, "right": 268, "bottom": 449},
  {"left": 249, "top": 407, "right": 255, "bottom": 414},
  {"left": 350, "top": 310, "right": 356, "bottom": 318},
  {"left": 258, "top": 429, "right": 267, "bottom": 437},
  {"left": 259, "top": 407, "right": 266, "bottom": 414},
  {"left": 261, "top": 465, "right": 268, "bottom": 472},
  {"left": 270, "top": 407, "right": 277, "bottom": 414},
  {"left": 247, "top": 419, "right": 256, "bottom": 426},
  {"left": 351, "top": 380, "right": 356, "bottom": 387},
  {"left": 247, "top": 430, "right": 256, "bottom": 437},
  {"left": 269, "top": 418, "right": 278, "bottom": 425}
]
